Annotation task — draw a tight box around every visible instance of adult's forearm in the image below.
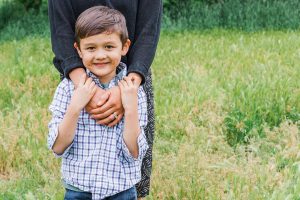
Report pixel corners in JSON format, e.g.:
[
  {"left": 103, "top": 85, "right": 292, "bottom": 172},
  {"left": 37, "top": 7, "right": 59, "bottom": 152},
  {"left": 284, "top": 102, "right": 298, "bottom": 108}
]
[
  {"left": 48, "top": 0, "right": 83, "bottom": 78},
  {"left": 127, "top": 0, "right": 162, "bottom": 83}
]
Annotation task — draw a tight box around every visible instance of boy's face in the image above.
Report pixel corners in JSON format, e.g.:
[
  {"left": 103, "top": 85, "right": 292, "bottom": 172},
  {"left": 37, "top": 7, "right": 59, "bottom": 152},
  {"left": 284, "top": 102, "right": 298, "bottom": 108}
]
[{"left": 75, "top": 32, "right": 130, "bottom": 83}]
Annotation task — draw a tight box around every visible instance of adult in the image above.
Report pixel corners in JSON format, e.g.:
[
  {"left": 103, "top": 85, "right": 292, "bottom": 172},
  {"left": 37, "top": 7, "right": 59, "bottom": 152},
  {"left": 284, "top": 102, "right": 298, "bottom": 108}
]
[{"left": 48, "top": 0, "right": 162, "bottom": 198}]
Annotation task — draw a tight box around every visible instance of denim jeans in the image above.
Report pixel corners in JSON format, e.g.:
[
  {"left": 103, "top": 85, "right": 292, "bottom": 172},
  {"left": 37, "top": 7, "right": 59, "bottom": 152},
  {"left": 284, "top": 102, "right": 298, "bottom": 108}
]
[{"left": 64, "top": 187, "right": 137, "bottom": 200}]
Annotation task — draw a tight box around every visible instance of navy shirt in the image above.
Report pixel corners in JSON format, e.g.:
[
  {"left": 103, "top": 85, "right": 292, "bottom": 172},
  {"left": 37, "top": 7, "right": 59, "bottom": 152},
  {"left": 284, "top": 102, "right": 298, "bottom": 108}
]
[{"left": 48, "top": 0, "right": 162, "bottom": 83}]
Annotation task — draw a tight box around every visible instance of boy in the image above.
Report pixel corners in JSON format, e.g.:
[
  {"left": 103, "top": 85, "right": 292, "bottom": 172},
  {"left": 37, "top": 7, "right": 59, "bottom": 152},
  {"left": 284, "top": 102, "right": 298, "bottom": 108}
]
[{"left": 48, "top": 6, "right": 148, "bottom": 200}]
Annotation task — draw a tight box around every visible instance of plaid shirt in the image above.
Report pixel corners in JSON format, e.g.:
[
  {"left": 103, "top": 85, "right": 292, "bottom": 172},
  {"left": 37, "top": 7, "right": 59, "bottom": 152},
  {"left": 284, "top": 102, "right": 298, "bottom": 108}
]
[{"left": 47, "top": 64, "right": 148, "bottom": 199}]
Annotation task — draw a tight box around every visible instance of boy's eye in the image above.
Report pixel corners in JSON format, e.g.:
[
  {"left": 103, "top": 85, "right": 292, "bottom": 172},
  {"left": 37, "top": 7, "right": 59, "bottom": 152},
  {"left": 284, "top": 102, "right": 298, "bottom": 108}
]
[
  {"left": 86, "top": 47, "right": 95, "bottom": 51},
  {"left": 105, "top": 45, "right": 114, "bottom": 49}
]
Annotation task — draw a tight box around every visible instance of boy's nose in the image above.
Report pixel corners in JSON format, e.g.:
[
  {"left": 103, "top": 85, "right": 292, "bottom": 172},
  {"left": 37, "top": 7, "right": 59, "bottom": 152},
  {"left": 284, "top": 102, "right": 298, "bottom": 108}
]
[{"left": 95, "top": 50, "right": 107, "bottom": 60}]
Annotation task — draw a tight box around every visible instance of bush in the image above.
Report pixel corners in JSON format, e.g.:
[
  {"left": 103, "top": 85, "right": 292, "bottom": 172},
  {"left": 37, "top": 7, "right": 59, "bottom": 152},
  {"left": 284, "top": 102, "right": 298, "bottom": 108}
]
[
  {"left": 163, "top": 0, "right": 300, "bottom": 31},
  {"left": 0, "top": 1, "right": 24, "bottom": 30},
  {"left": 0, "top": 0, "right": 48, "bottom": 40},
  {"left": 15, "top": 0, "right": 42, "bottom": 11}
]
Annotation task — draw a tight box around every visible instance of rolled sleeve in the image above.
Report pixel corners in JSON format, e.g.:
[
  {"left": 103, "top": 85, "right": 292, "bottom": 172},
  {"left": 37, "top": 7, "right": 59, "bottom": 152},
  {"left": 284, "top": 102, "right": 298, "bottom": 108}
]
[
  {"left": 120, "top": 86, "right": 148, "bottom": 163},
  {"left": 62, "top": 56, "right": 84, "bottom": 79},
  {"left": 47, "top": 79, "right": 73, "bottom": 157},
  {"left": 48, "top": 116, "right": 73, "bottom": 158},
  {"left": 121, "top": 130, "right": 148, "bottom": 163}
]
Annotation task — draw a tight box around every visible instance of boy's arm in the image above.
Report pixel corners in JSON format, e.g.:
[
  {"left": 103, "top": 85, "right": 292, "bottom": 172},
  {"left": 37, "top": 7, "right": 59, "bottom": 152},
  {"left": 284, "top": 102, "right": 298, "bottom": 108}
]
[
  {"left": 118, "top": 77, "right": 148, "bottom": 159},
  {"left": 51, "top": 103, "right": 81, "bottom": 155},
  {"left": 51, "top": 75, "right": 96, "bottom": 155}
]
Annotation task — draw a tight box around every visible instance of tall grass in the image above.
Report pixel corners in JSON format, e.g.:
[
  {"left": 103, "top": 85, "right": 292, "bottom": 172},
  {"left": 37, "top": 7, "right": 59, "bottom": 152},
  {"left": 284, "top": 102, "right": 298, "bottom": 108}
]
[
  {"left": 149, "top": 30, "right": 300, "bottom": 199},
  {"left": 0, "top": 37, "right": 62, "bottom": 199}
]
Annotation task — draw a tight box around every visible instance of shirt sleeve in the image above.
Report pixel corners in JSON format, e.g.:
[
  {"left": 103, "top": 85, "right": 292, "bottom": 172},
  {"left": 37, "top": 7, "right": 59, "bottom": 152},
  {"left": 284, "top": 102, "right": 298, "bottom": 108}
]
[
  {"left": 121, "top": 87, "right": 148, "bottom": 163},
  {"left": 47, "top": 79, "right": 73, "bottom": 157},
  {"left": 48, "top": 0, "right": 84, "bottom": 78},
  {"left": 126, "top": 0, "right": 162, "bottom": 84}
]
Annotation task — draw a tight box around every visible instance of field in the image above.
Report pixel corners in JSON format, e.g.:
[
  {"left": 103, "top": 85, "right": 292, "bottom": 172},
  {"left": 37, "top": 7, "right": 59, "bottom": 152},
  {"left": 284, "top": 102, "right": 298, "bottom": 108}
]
[{"left": 0, "top": 30, "right": 300, "bottom": 199}]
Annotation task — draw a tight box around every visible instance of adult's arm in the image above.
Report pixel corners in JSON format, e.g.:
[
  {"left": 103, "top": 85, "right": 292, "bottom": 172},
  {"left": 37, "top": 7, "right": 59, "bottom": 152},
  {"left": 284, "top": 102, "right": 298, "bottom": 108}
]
[
  {"left": 48, "top": 0, "right": 120, "bottom": 124},
  {"left": 126, "top": 0, "right": 163, "bottom": 84},
  {"left": 48, "top": 0, "right": 84, "bottom": 78}
]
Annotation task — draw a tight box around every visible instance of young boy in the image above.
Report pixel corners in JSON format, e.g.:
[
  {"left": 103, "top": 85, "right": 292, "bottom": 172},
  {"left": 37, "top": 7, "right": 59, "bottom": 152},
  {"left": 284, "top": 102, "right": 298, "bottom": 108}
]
[{"left": 47, "top": 6, "right": 148, "bottom": 200}]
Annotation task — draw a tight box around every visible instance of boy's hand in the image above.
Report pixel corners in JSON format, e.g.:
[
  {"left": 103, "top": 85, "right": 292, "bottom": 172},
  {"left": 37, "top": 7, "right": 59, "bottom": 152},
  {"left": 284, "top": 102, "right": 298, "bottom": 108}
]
[
  {"left": 127, "top": 72, "right": 142, "bottom": 86},
  {"left": 88, "top": 86, "right": 124, "bottom": 127},
  {"left": 118, "top": 76, "right": 138, "bottom": 112},
  {"left": 70, "top": 74, "right": 97, "bottom": 113}
]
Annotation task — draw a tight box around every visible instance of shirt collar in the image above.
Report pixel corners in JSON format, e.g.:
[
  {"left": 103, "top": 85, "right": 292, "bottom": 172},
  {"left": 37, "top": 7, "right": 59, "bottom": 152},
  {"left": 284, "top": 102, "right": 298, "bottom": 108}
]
[{"left": 86, "top": 62, "right": 126, "bottom": 89}]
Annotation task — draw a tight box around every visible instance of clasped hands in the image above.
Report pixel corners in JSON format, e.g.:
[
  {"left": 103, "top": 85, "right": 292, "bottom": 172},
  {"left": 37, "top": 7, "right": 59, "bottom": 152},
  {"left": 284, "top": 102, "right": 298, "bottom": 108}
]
[{"left": 85, "top": 73, "right": 142, "bottom": 127}]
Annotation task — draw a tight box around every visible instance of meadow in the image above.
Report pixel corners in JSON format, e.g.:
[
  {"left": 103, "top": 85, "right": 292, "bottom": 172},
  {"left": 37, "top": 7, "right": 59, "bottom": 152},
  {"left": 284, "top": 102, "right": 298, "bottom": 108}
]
[{"left": 0, "top": 29, "right": 300, "bottom": 199}]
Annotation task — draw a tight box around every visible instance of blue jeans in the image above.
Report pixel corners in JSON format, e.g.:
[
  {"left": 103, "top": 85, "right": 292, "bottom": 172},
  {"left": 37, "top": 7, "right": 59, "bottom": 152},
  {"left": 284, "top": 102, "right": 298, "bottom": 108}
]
[{"left": 64, "top": 187, "right": 137, "bottom": 200}]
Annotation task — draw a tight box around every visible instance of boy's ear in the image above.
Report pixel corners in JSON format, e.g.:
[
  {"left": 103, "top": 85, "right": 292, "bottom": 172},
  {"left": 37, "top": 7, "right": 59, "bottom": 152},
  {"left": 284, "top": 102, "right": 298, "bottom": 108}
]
[
  {"left": 121, "top": 39, "right": 131, "bottom": 56},
  {"left": 74, "top": 42, "right": 82, "bottom": 58}
]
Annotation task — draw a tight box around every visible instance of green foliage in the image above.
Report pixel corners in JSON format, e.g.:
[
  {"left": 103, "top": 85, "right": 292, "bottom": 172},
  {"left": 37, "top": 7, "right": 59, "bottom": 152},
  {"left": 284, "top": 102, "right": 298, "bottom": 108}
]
[
  {"left": 286, "top": 107, "right": 300, "bottom": 123},
  {"left": 2, "top": 0, "right": 300, "bottom": 32},
  {"left": 163, "top": 0, "right": 300, "bottom": 31},
  {"left": 0, "top": 3, "right": 49, "bottom": 41},
  {"left": 2, "top": 0, "right": 300, "bottom": 33},
  {"left": 0, "top": 1, "right": 24, "bottom": 30},
  {"left": 0, "top": 86, "right": 14, "bottom": 115},
  {"left": 15, "top": 0, "right": 42, "bottom": 11},
  {"left": 0, "top": 0, "right": 47, "bottom": 34},
  {"left": 224, "top": 109, "right": 263, "bottom": 147}
]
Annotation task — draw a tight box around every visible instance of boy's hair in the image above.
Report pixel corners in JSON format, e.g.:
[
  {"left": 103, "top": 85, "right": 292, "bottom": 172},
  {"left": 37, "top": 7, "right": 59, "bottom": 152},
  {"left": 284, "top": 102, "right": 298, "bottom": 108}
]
[{"left": 75, "top": 6, "right": 128, "bottom": 46}]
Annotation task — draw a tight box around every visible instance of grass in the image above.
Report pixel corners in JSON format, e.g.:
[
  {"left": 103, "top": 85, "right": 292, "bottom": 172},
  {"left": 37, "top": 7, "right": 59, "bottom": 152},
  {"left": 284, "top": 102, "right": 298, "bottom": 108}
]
[{"left": 0, "top": 30, "right": 299, "bottom": 199}]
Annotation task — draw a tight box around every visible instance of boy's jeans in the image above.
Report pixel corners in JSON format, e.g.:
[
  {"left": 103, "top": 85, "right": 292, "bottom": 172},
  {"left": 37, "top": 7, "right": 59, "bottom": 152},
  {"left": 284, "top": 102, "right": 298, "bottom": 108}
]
[{"left": 64, "top": 187, "right": 137, "bottom": 200}]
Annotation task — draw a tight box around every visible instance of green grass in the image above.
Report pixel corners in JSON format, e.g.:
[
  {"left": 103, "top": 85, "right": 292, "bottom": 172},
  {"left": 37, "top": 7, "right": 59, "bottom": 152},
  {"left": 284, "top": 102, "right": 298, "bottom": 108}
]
[{"left": 0, "top": 30, "right": 299, "bottom": 199}]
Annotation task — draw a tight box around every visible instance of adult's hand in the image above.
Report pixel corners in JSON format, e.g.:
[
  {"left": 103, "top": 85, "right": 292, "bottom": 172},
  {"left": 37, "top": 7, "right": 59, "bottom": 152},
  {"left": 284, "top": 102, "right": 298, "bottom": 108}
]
[
  {"left": 89, "top": 86, "right": 124, "bottom": 127},
  {"left": 85, "top": 86, "right": 109, "bottom": 114}
]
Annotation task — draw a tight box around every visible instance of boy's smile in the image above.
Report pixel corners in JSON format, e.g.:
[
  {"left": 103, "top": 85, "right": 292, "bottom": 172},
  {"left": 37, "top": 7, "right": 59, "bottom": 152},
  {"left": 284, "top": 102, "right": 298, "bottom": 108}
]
[{"left": 75, "top": 32, "right": 130, "bottom": 83}]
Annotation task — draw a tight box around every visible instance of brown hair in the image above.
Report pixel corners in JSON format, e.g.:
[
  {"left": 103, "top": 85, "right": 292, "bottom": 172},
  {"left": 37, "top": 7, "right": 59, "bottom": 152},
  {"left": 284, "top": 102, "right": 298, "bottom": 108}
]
[{"left": 75, "top": 6, "right": 128, "bottom": 47}]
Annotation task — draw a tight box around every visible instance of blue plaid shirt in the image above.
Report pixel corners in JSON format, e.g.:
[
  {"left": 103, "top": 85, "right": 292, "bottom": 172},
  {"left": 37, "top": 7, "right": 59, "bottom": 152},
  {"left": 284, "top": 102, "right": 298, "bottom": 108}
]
[{"left": 48, "top": 64, "right": 148, "bottom": 199}]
